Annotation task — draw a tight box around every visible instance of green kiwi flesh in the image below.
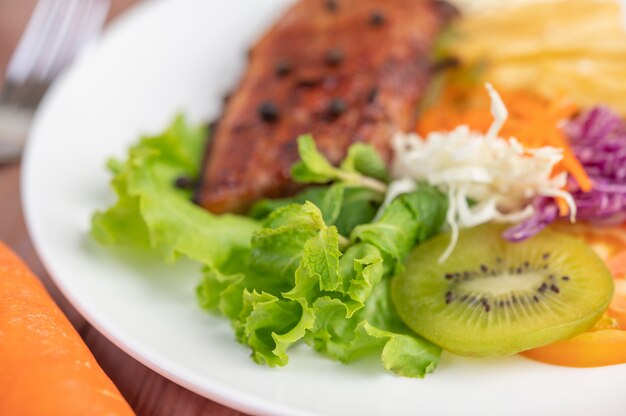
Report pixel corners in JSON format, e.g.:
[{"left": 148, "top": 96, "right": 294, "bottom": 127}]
[{"left": 391, "top": 224, "right": 614, "bottom": 357}]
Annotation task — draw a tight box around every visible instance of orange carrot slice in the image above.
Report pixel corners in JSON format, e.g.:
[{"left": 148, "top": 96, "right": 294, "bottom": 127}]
[{"left": 0, "top": 242, "right": 135, "bottom": 416}]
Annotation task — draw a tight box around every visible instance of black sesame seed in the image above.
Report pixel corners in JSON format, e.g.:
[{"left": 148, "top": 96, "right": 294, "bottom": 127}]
[
  {"left": 480, "top": 264, "right": 488, "bottom": 273},
  {"left": 543, "top": 252, "right": 550, "bottom": 260},
  {"left": 445, "top": 273, "right": 454, "bottom": 280},
  {"left": 461, "top": 295, "right": 468, "bottom": 302},
  {"left": 325, "top": 48, "right": 344, "bottom": 66},
  {"left": 367, "top": 87, "right": 378, "bottom": 103},
  {"left": 524, "top": 261, "right": 530, "bottom": 269},
  {"left": 550, "top": 284, "right": 560, "bottom": 294},
  {"left": 445, "top": 291, "right": 454, "bottom": 304},
  {"left": 533, "top": 295, "right": 540, "bottom": 303},
  {"left": 484, "top": 303, "right": 491, "bottom": 312},
  {"left": 516, "top": 267, "right": 523, "bottom": 274},
  {"left": 274, "top": 59, "right": 292, "bottom": 77},
  {"left": 498, "top": 300, "right": 505, "bottom": 307},
  {"left": 327, "top": 98, "right": 347, "bottom": 120},
  {"left": 258, "top": 101, "right": 279, "bottom": 123},
  {"left": 370, "top": 10, "right": 385, "bottom": 27},
  {"left": 538, "top": 283, "right": 548, "bottom": 293},
  {"left": 325, "top": 0, "right": 338, "bottom": 12},
  {"left": 174, "top": 176, "right": 196, "bottom": 190},
  {"left": 505, "top": 300, "right": 511, "bottom": 307},
  {"left": 562, "top": 275, "right": 570, "bottom": 281},
  {"left": 512, "top": 295, "right": 518, "bottom": 304}
]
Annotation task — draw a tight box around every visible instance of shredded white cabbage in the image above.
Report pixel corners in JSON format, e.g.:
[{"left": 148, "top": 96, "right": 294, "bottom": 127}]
[{"left": 391, "top": 83, "right": 576, "bottom": 262}]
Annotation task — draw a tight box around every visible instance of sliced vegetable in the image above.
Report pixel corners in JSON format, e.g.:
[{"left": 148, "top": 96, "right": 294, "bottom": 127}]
[
  {"left": 521, "top": 327, "right": 626, "bottom": 368},
  {"left": 521, "top": 223, "right": 626, "bottom": 367},
  {"left": 0, "top": 242, "right": 134, "bottom": 416},
  {"left": 417, "top": 86, "right": 586, "bottom": 192},
  {"left": 397, "top": 84, "right": 574, "bottom": 259},
  {"left": 564, "top": 107, "right": 626, "bottom": 224}
]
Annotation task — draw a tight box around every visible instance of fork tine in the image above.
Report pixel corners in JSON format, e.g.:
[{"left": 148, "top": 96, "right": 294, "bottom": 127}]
[
  {"left": 4, "top": 0, "right": 110, "bottom": 110},
  {"left": 47, "top": 0, "right": 110, "bottom": 80},
  {"left": 5, "top": 0, "right": 60, "bottom": 84},
  {"left": 35, "top": 0, "right": 82, "bottom": 82}
]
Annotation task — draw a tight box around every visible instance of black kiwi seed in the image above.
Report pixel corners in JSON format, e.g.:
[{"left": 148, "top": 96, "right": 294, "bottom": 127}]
[{"left": 392, "top": 224, "right": 615, "bottom": 357}]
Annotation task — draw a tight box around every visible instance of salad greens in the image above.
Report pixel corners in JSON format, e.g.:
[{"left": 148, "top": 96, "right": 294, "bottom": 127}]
[
  {"left": 92, "top": 117, "right": 448, "bottom": 377},
  {"left": 91, "top": 116, "right": 258, "bottom": 267}
]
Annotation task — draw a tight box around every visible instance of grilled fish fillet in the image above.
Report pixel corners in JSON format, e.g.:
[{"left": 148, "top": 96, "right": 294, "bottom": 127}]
[{"left": 196, "top": 0, "right": 455, "bottom": 213}]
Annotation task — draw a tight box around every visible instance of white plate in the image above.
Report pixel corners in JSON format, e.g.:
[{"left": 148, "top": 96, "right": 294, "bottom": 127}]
[{"left": 22, "top": 1, "right": 626, "bottom": 415}]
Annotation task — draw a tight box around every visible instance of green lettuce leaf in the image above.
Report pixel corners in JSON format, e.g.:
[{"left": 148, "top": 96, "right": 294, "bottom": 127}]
[
  {"left": 340, "top": 142, "right": 389, "bottom": 182},
  {"left": 91, "top": 116, "right": 259, "bottom": 267},
  {"left": 199, "top": 186, "right": 447, "bottom": 377},
  {"left": 351, "top": 186, "right": 448, "bottom": 271},
  {"left": 305, "top": 280, "right": 441, "bottom": 378},
  {"left": 95, "top": 121, "right": 448, "bottom": 377},
  {"left": 250, "top": 184, "right": 382, "bottom": 236}
]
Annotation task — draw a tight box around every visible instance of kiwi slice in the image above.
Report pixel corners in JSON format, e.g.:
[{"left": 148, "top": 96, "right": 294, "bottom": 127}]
[{"left": 391, "top": 224, "right": 614, "bottom": 357}]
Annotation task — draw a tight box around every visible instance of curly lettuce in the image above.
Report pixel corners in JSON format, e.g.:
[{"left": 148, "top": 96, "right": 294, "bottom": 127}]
[
  {"left": 93, "top": 121, "right": 448, "bottom": 377},
  {"left": 91, "top": 116, "right": 259, "bottom": 267}
]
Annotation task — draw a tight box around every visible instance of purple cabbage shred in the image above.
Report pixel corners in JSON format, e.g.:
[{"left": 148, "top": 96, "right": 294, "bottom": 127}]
[{"left": 503, "top": 106, "right": 626, "bottom": 242}]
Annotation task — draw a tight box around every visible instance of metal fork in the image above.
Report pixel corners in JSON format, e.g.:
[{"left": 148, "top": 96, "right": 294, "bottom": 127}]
[{"left": 0, "top": 0, "right": 111, "bottom": 164}]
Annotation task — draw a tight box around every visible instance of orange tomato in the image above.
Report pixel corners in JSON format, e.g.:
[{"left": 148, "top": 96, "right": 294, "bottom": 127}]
[{"left": 521, "top": 224, "right": 626, "bottom": 367}]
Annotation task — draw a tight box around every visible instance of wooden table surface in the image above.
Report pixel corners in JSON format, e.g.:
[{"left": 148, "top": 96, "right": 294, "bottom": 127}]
[{"left": 0, "top": 1, "right": 247, "bottom": 415}]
